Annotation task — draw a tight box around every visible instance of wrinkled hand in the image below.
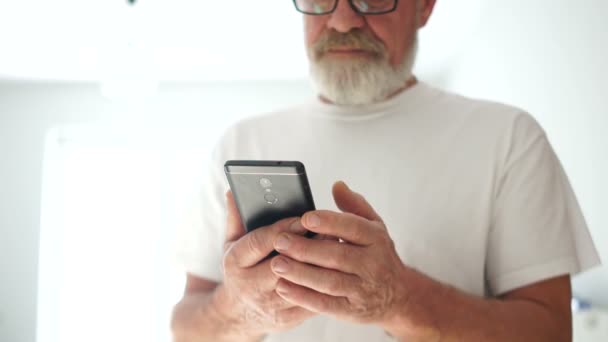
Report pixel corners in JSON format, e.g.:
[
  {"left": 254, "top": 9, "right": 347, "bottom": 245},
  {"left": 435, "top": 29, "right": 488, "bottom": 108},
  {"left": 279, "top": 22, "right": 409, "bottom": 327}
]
[
  {"left": 269, "top": 181, "right": 410, "bottom": 325},
  {"left": 219, "top": 192, "right": 316, "bottom": 337}
]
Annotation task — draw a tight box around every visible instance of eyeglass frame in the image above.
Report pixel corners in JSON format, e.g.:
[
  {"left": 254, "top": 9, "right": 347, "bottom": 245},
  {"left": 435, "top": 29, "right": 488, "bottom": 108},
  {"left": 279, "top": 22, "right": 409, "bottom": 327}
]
[{"left": 292, "top": 0, "right": 400, "bottom": 16}]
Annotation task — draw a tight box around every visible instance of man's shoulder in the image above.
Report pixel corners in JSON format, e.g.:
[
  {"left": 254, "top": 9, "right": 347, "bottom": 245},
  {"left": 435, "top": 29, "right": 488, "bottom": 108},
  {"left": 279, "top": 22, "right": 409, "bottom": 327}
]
[
  {"left": 424, "top": 84, "right": 544, "bottom": 136},
  {"left": 426, "top": 84, "right": 523, "bottom": 118}
]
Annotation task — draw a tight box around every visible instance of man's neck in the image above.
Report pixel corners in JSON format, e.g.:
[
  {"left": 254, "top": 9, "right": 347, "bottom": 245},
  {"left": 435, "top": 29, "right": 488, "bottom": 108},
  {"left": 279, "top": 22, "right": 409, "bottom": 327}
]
[
  {"left": 386, "top": 76, "right": 418, "bottom": 101},
  {"left": 319, "top": 76, "right": 418, "bottom": 105}
]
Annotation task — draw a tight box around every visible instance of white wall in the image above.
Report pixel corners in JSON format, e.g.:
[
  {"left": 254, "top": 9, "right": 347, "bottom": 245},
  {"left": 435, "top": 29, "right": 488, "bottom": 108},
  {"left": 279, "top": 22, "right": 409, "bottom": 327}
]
[
  {"left": 1, "top": 0, "right": 607, "bottom": 341},
  {"left": 0, "top": 81, "right": 314, "bottom": 342}
]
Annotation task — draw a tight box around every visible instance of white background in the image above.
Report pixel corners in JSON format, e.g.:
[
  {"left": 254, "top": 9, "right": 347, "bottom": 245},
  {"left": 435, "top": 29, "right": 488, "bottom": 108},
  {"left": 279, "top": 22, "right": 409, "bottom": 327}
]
[{"left": 0, "top": 0, "right": 607, "bottom": 341}]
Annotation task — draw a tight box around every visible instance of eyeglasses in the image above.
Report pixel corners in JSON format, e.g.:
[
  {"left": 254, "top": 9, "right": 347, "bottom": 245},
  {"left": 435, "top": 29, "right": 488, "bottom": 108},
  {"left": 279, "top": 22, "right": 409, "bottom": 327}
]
[{"left": 293, "top": 0, "right": 399, "bottom": 16}]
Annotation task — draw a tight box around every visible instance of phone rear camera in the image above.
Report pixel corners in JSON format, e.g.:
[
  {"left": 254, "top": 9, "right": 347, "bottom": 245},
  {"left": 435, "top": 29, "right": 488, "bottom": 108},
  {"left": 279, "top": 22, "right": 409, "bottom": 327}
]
[
  {"left": 264, "top": 193, "right": 279, "bottom": 204},
  {"left": 260, "top": 178, "right": 273, "bottom": 188}
]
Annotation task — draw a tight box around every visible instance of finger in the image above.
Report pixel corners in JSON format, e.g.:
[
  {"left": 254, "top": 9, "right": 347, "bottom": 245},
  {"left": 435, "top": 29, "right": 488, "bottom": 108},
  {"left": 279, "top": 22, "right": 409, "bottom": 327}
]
[
  {"left": 313, "top": 233, "right": 339, "bottom": 241},
  {"left": 276, "top": 279, "right": 350, "bottom": 317},
  {"left": 236, "top": 258, "right": 281, "bottom": 292},
  {"left": 332, "top": 181, "right": 383, "bottom": 223},
  {"left": 245, "top": 288, "right": 299, "bottom": 313},
  {"left": 273, "top": 233, "right": 361, "bottom": 274},
  {"left": 226, "top": 259, "right": 297, "bottom": 311},
  {"left": 266, "top": 289, "right": 300, "bottom": 312},
  {"left": 225, "top": 191, "right": 246, "bottom": 243},
  {"left": 274, "top": 306, "right": 316, "bottom": 327},
  {"left": 271, "top": 256, "right": 361, "bottom": 297},
  {"left": 227, "top": 217, "right": 306, "bottom": 268},
  {"left": 301, "top": 210, "right": 379, "bottom": 245}
]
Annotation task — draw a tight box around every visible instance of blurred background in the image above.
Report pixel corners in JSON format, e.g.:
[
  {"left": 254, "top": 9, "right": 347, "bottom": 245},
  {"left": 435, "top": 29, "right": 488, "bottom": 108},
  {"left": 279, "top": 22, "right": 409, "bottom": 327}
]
[{"left": 0, "top": 0, "right": 606, "bottom": 341}]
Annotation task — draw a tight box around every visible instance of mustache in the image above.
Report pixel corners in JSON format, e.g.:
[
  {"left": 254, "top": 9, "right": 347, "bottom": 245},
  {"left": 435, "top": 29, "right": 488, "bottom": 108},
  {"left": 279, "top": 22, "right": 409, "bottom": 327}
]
[{"left": 313, "top": 29, "right": 386, "bottom": 59}]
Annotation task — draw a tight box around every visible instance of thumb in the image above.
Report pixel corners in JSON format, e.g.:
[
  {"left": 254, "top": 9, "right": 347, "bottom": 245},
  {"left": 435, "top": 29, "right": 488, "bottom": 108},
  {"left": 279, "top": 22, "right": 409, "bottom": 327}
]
[
  {"left": 225, "top": 190, "right": 246, "bottom": 243},
  {"left": 332, "top": 181, "right": 383, "bottom": 223}
]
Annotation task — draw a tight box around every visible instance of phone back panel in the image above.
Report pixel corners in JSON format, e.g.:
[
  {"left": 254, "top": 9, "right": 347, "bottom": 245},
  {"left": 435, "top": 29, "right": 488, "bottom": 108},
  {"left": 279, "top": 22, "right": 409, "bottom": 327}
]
[{"left": 224, "top": 161, "right": 316, "bottom": 232}]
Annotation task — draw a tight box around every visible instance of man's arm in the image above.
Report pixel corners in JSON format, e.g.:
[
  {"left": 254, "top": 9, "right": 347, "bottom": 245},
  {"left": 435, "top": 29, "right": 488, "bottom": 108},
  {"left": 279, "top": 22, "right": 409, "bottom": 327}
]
[
  {"left": 171, "top": 274, "right": 260, "bottom": 342},
  {"left": 383, "top": 272, "right": 572, "bottom": 342},
  {"left": 268, "top": 182, "right": 573, "bottom": 342},
  {"left": 171, "top": 192, "right": 317, "bottom": 342}
]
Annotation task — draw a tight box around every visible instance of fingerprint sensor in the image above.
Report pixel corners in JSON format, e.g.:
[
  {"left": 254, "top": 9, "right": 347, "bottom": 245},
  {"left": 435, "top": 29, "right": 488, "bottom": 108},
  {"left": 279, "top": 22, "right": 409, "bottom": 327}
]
[{"left": 264, "top": 193, "right": 278, "bottom": 204}]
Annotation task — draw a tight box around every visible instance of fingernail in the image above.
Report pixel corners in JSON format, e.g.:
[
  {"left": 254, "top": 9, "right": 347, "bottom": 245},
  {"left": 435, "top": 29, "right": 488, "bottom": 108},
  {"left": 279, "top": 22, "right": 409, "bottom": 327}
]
[
  {"left": 276, "top": 281, "right": 289, "bottom": 294},
  {"left": 275, "top": 234, "right": 291, "bottom": 251},
  {"left": 306, "top": 214, "right": 321, "bottom": 228},
  {"left": 272, "top": 258, "right": 290, "bottom": 273},
  {"left": 289, "top": 219, "right": 307, "bottom": 234}
]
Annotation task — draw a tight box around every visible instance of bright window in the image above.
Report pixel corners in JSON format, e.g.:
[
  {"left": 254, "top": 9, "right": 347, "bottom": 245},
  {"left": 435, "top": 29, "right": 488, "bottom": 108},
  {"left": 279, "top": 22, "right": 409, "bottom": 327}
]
[{"left": 37, "top": 122, "right": 228, "bottom": 342}]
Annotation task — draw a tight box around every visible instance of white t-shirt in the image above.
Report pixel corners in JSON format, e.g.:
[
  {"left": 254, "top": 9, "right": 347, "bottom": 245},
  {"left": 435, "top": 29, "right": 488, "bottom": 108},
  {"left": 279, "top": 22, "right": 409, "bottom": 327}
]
[{"left": 176, "top": 82, "right": 600, "bottom": 341}]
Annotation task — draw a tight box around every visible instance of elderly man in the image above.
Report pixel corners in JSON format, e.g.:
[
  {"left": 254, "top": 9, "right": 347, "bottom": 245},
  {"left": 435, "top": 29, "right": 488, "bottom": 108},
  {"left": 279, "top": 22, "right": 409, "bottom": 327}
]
[{"left": 171, "top": 0, "right": 600, "bottom": 341}]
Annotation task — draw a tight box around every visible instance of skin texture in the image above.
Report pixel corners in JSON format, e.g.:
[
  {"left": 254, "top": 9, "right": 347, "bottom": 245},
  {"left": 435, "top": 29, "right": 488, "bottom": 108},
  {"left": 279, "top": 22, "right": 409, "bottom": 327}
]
[
  {"left": 171, "top": 1, "right": 573, "bottom": 341},
  {"left": 171, "top": 193, "right": 316, "bottom": 342},
  {"left": 269, "top": 182, "right": 572, "bottom": 341},
  {"left": 307, "top": 0, "right": 435, "bottom": 104},
  {"left": 172, "top": 183, "right": 572, "bottom": 341},
  {"left": 305, "top": 0, "right": 434, "bottom": 68}
]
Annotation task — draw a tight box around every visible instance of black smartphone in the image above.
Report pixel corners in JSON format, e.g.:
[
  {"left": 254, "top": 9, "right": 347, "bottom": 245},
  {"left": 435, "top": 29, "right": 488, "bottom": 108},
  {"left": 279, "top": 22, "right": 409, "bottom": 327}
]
[{"left": 224, "top": 160, "right": 316, "bottom": 240}]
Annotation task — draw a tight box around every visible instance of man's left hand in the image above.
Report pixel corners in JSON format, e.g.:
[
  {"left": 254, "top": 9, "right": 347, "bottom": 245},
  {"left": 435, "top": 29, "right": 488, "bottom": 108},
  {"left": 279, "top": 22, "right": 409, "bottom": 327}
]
[{"left": 270, "top": 181, "right": 412, "bottom": 326}]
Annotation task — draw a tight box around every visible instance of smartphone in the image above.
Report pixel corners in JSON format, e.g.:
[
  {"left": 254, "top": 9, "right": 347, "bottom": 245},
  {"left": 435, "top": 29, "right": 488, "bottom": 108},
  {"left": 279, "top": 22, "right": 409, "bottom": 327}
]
[{"left": 224, "top": 160, "right": 316, "bottom": 240}]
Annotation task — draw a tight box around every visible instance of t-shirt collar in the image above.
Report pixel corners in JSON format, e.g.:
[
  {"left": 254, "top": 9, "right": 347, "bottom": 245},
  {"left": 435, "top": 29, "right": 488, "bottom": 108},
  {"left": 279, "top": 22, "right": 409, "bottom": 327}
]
[{"left": 310, "top": 81, "right": 435, "bottom": 121}]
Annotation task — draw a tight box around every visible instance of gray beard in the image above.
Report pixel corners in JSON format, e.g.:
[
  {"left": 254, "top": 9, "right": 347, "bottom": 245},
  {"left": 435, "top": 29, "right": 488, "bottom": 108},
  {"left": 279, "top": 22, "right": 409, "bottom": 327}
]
[{"left": 309, "top": 36, "right": 418, "bottom": 106}]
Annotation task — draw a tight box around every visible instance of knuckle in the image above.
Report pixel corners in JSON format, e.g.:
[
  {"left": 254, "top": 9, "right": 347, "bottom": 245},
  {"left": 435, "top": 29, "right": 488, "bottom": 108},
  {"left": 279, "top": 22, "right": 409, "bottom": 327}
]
[
  {"left": 321, "top": 249, "right": 343, "bottom": 270},
  {"left": 273, "top": 217, "right": 298, "bottom": 233},
  {"left": 336, "top": 245, "right": 351, "bottom": 265},
  {"left": 317, "top": 297, "right": 332, "bottom": 312},
  {"left": 291, "top": 236, "right": 308, "bottom": 257},
  {"left": 245, "top": 231, "right": 265, "bottom": 257},
  {"left": 345, "top": 214, "right": 366, "bottom": 238},
  {"left": 327, "top": 276, "right": 344, "bottom": 294},
  {"left": 319, "top": 242, "right": 349, "bottom": 270}
]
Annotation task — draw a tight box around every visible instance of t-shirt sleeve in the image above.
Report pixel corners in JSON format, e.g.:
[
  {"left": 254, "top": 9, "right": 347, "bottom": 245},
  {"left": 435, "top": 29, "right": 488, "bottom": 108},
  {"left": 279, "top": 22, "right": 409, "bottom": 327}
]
[
  {"left": 486, "top": 113, "right": 601, "bottom": 296},
  {"left": 174, "top": 144, "right": 229, "bottom": 282}
]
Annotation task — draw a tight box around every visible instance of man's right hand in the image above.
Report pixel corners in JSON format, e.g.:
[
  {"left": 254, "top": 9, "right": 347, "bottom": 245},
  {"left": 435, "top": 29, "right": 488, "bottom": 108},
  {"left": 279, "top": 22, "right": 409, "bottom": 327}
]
[{"left": 211, "top": 191, "right": 316, "bottom": 340}]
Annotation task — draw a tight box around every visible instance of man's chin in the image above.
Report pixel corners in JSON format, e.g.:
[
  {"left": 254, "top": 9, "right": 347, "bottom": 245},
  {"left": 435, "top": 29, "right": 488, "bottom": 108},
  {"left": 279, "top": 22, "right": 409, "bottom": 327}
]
[
  {"left": 322, "top": 51, "right": 379, "bottom": 60},
  {"left": 310, "top": 63, "right": 397, "bottom": 105}
]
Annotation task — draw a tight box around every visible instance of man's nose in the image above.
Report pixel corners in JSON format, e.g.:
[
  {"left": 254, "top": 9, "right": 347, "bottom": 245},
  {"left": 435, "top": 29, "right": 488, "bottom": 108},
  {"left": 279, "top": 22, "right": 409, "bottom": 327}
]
[{"left": 326, "top": 0, "right": 366, "bottom": 33}]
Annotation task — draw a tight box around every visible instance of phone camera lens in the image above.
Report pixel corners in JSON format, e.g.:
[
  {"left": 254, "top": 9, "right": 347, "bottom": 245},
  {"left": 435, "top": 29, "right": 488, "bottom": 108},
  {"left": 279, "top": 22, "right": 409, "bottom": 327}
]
[{"left": 260, "top": 178, "right": 272, "bottom": 188}]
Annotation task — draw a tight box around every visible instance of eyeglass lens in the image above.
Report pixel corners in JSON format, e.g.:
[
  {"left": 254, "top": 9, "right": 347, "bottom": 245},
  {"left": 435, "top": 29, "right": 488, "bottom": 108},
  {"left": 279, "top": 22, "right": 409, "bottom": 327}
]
[{"left": 294, "top": 0, "right": 397, "bottom": 15}]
